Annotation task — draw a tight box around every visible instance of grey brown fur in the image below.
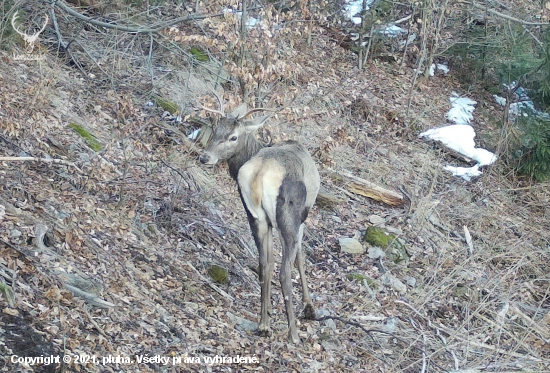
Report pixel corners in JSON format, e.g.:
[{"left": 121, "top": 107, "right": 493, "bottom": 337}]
[{"left": 199, "top": 104, "right": 320, "bottom": 343}]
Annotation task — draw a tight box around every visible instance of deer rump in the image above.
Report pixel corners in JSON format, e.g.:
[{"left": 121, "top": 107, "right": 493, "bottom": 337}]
[{"left": 237, "top": 141, "right": 318, "bottom": 235}]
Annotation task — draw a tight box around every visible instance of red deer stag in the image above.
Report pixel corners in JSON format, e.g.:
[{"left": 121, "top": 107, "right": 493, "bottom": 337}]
[{"left": 199, "top": 101, "right": 320, "bottom": 343}]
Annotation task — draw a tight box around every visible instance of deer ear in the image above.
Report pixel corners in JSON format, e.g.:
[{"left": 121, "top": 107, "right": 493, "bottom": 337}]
[
  {"left": 229, "top": 103, "right": 248, "bottom": 119},
  {"left": 242, "top": 114, "right": 271, "bottom": 133}
]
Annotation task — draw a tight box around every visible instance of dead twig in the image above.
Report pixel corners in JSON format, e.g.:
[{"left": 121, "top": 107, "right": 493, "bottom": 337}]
[
  {"left": 56, "top": 1, "right": 262, "bottom": 34},
  {"left": 0, "top": 156, "right": 82, "bottom": 172}
]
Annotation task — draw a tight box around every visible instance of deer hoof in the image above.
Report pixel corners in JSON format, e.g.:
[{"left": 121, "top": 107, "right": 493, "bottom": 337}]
[
  {"left": 257, "top": 325, "right": 272, "bottom": 337},
  {"left": 303, "top": 303, "right": 316, "bottom": 320},
  {"left": 289, "top": 331, "right": 300, "bottom": 344}
]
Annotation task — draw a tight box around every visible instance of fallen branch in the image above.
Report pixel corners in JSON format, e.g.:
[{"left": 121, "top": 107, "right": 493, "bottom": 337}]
[
  {"left": 64, "top": 284, "right": 115, "bottom": 308},
  {"left": 314, "top": 315, "right": 447, "bottom": 371},
  {"left": 0, "top": 156, "right": 82, "bottom": 172},
  {"left": 0, "top": 220, "right": 115, "bottom": 309},
  {"left": 56, "top": 1, "right": 262, "bottom": 34},
  {"left": 332, "top": 170, "right": 404, "bottom": 206},
  {"left": 464, "top": 1, "right": 549, "bottom": 26}
]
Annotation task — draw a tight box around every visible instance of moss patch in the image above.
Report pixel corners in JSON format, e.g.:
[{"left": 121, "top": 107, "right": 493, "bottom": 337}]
[
  {"left": 208, "top": 265, "right": 228, "bottom": 284},
  {"left": 364, "top": 226, "right": 409, "bottom": 264},
  {"left": 154, "top": 97, "right": 179, "bottom": 114},
  {"left": 68, "top": 123, "right": 102, "bottom": 151},
  {"left": 190, "top": 47, "right": 209, "bottom": 62},
  {"left": 0, "top": 282, "right": 15, "bottom": 307},
  {"left": 347, "top": 273, "right": 367, "bottom": 282}
]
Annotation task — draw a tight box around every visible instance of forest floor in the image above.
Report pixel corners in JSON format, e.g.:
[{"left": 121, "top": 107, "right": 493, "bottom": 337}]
[{"left": 1, "top": 3, "right": 550, "bottom": 372}]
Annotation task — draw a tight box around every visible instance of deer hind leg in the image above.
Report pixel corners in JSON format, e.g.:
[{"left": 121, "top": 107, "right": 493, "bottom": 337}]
[
  {"left": 296, "top": 223, "right": 315, "bottom": 320},
  {"left": 276, "top": 179, "right": 307, "bottom": 343},
  {"left": 250, "top": 216, "right": 273, "bottom": 335},
  {"left": 280, "top": 237, "right": 299, "bottom": 343}
]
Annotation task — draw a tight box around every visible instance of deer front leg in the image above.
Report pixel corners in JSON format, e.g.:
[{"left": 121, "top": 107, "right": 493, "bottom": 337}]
[
  {"left": 296, "top": 223, "right": 315, "bottom": 320},
  {"left": 266, "top": 227, "right": 274, "bottom": 316}
]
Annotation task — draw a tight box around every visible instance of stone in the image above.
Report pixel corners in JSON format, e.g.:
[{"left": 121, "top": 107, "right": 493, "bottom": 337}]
[
  {"left": 339, "top": 237, "right": 365, "bottom": 254},
  {"left": 380, "top": 273, "right": 407, "bottom": 294},
  {"left": 368, "top": 214, "right": 385, "bottom": 226}
]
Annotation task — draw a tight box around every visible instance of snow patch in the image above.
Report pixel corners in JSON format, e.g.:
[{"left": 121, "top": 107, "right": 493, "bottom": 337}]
[
  {"left": 223, "top": 8, "right": 261, "bottom": 29},
  {"left": 343, "top": 0, "right": 374, "bottom": 24},
  {"left": 419, "top": 94, "right": 497, "bottom": 181},
  {"left": 188, "top": 129, "right": 201, "bottom": 140},
  {"left": 379, "top": 25, "right": 407, "bottom": 36},
  {"left": 447, "top": 93, "right": 476, "bottom": 125},
  {"left": 443, "top": 165, "right": 482, "bottom": 182}
]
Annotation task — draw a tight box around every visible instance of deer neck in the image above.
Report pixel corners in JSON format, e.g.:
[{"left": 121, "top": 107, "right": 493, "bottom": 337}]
[{"left": 227, "top": 133, "right": 265, "bottom": 180}]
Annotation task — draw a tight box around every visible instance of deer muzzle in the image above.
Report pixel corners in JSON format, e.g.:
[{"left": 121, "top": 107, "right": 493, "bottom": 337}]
[{"left": 199, "top": 152, "right": 218, "bottom": 165}]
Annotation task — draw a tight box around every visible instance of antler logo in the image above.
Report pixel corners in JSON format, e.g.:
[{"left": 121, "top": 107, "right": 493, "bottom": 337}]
[{"left": 11, "top": 11, "right": 49, "bottom": 56}]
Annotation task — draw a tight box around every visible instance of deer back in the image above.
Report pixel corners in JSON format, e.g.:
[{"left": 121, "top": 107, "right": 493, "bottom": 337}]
[{"left": 237, "top": 141, "right": 320, "bottom": 230}]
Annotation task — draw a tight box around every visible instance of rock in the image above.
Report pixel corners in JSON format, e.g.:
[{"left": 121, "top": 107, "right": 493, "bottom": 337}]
[
  {"left": 382, "top": 317, "right": 399, "bottom": 332},
  {"left": 339, "top": 237, "right": 365, "bottom": 254},
  {"left": 302, "top": 361, "right": 328, "bottom": 372},
  {"left": 403, "top": 275, "right": 417, "bottom": 287},
  {"left": 226, "top": 312, "right": 257, "bottom": 331},
  {"left": 10, "top": 229, "right": 22, "bottom": 238},
  {"left": 368, "top": 214, "right": 385, "bottom": 226},
  {"left": 331, "top": 215, "right": 342, "bottom": 223},
  {"left": 384, "top": 226, "right": 403, "bottom": 235},
  {"left": 367, "top": 247, "right": 386, "bottom": 259},
  {"left": 380, "top": 273, "right": 407, "bottom": 294},
  {"left": 317, "top": 309, "right": 337, "bottom": 331},
  {"left": 320, "top": 337, "right": 344, "bottom": 351},
  {"left": 184, "top": 302, "right": 199, "bottom": 310}
]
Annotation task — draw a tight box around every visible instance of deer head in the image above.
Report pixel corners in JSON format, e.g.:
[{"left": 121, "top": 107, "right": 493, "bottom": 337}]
[
  {"left": 199, "top": 103, "right": 273, "bottom": 165},
  {"left": 11, "top": 11, "right": 49, "bottom": 45}
]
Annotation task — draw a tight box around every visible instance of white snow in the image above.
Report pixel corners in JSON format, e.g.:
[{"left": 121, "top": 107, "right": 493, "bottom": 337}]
[
  {"left": 493, "top": 95, "right": 506, "bottom": 106},
  {"left": 419, "top": 125, "right": 497, "bottom": 166},
  {"left": 419, "top": 94, "right": 497, "bottom": 181},
  {"left": 443, "top": 165, "right": 482, "bottom": 181},
  {"left": 343, "top": 0, "right": 374, "bottom": 24},
  {"left": 437, "top": 64, "right": 449, "bottom": 74},
  {"left": 223, "top": 8, "right": 260, "bottom": 28},
  {"left": 399, "top": 33, "right": 417, "bottom": 48},
  {"left": 429, "top": 63, "right": 450, "bottom": 76},
  {"left": 188, "top": 129, "right": 201, "bottom": 140},
  {"left": 494, "top": 88, "right": 550, "bottom": 121},
  {"left": 447, "top": 93, "right": 477, "bottom": 124},
  {"left": 379, "top": 25, "right": 407, "bottom": 36}
]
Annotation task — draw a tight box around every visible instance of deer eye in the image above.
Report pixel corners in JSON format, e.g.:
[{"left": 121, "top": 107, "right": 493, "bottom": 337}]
[{"left": 229, "top": 135, "right": 238, "bottom": 142}]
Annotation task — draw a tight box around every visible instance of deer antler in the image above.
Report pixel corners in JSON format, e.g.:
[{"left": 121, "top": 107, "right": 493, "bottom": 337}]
[
  {"left": 36, "top": 13, "right": 49, "bottom": 36},
  {"left": 11, "top": 11, "right": 49, "bottom": 44},
  {"left": 200, "top": 106, "right": 226, "bottom": 117},
  {"left": 239, "top": 91, "right": 299, "bottom": 119},
  {"left": 198, "top": 87, "right": 226, "bottom": 117},
  {"left": 241, "top": 107, "right": 279, "bottom": 118},
  {"left": 11, "top": 12, "right": 26, "bottom": 39},
  {"left": 210, "top": 88, "right": 225, "bottom": 116}
]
